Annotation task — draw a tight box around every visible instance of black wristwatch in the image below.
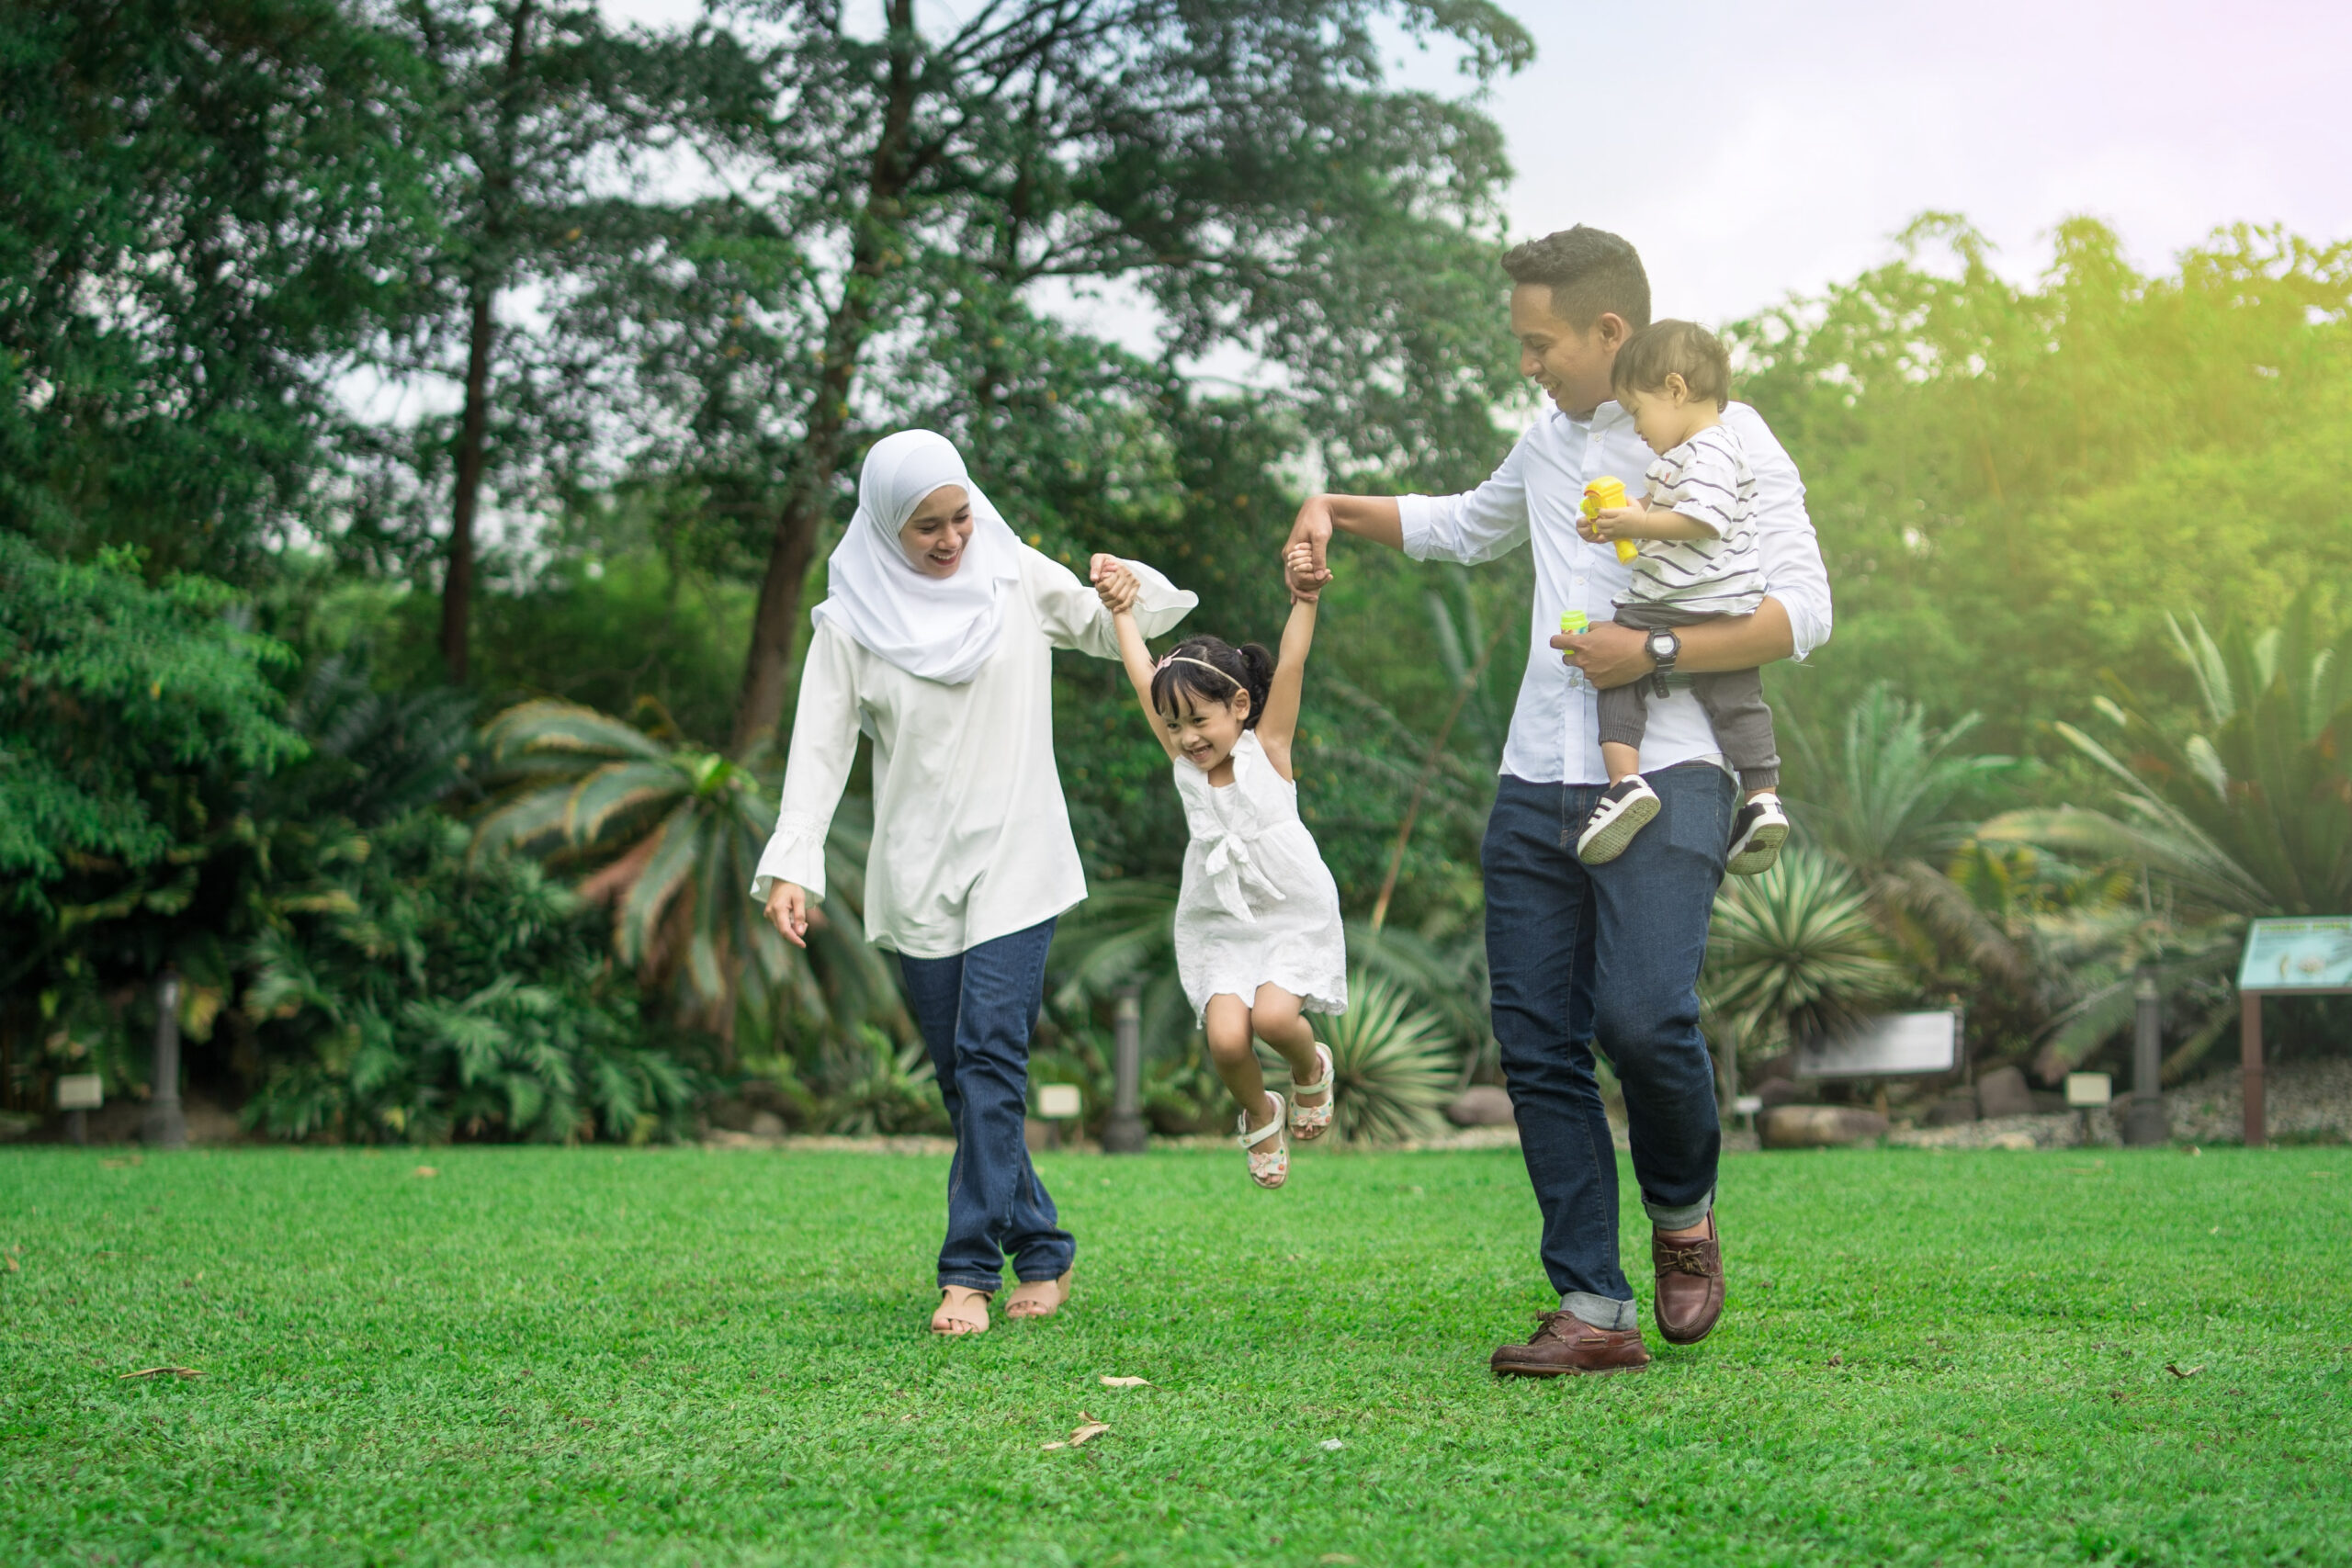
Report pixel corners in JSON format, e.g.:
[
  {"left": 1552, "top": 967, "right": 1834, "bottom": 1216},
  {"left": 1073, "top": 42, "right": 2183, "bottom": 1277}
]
[{"left": 1644, "top": 627, "right": 1680, "bottom": 695}]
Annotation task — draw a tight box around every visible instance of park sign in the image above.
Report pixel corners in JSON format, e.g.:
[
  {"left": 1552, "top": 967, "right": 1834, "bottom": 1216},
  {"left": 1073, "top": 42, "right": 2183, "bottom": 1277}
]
[
  {"left": 2237, "top": 916, "right": 2352, "bottom": 990},
  {"left": 2234, "top": 916, "right": 2352, "bottom": 1147}
]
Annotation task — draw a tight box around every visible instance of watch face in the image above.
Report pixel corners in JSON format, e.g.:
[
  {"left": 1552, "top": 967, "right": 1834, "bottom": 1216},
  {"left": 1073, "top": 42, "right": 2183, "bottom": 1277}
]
[{"left": 1647, "top": 630, "right": 1677, "bottom": 658}]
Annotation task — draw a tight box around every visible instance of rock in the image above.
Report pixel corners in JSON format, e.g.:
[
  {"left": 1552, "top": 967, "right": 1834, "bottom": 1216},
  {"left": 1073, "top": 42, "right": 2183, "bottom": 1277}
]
[
  {"left": 1445, "top": 1086, "right": 1517, "bottom": 1128},
  {"left": 706, "top": 1098, "right": 757, "bottom": 1134},
  {"left": 1991, "top": 1131, "right": 2038, "bottom": 1150},
  {"left": 1759, "top": 1105, "right": 1889, "bottom": 1149},
  {"left": 747, "top": 1110, "right": 787, "bottom": 1139},
  {"left": 1757, "top": 1077, "right": 1814, "bottom": 1108},
  {"left": 183, "top": 1093, "right": 243, "bottom": 1145},
  {"left": 1975, "top": 1066, "right": 2034, "bottom": 1119},
  {"left": 1924, "top": 1091, "right": 1979, "bottom": 1128}
]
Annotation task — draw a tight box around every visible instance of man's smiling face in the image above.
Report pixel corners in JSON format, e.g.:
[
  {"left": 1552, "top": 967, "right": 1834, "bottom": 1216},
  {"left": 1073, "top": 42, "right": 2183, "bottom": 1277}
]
[{"left": 1510, "top": 284, "right": 1631, "bottom": 419}]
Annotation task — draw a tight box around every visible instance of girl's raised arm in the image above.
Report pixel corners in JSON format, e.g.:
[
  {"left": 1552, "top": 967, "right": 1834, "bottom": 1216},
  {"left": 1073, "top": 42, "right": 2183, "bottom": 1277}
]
[
  {"left": 1102, "top": 568, "right": 1181, "bottom": 761},
  {"left": 1254, "top": 544, "right": 1321, "bottom": 778}
]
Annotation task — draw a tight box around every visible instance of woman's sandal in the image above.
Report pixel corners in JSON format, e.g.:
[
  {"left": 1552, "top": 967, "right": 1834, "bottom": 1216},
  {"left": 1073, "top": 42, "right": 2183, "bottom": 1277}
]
[
  {"left": 1004, "top": 1270, "right": 1074, "bottom": 1320},
  {"left": 931, "top": 1286, "right": 993, "bottom": 1336},
  {"left": 1239, "top": 1090, "right": 1289, "bottom": 1189},
  {"left": 1288, "top": 1042, "right": 1336, "bottom": 1142}
]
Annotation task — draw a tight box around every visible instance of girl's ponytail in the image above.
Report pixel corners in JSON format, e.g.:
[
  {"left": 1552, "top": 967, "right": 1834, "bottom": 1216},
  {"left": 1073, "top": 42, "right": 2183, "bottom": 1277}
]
[{"left": 1237, "top": 643, "right": 1276, "bottom": 730}]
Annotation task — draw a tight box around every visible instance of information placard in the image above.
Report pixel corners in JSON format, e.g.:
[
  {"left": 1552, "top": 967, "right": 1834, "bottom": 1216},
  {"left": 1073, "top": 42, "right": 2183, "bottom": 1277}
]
[{"left": 2237, "top": 917, "right": 2352, "bottom": 991}]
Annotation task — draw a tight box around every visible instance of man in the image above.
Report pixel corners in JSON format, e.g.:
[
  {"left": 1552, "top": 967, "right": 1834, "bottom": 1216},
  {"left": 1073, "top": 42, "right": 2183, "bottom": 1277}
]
[{"left": 1287, "top": 227, "right": 1832, "bottom": 1375}]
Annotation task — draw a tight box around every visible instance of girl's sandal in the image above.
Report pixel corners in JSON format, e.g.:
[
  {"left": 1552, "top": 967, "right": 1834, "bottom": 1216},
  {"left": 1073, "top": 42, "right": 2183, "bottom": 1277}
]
[
  {"left": 931, "top": 1286, "right": 993, "bottom": 1336},
  {"left": 1238, "top": 1091, "right": 1289, "bottom": 1189},
  {"left": 1288, "top": 1043, "right": 1337, "bottom": 1142},
  {"left": 1004, "top": 1270, "right": 1074, "bottom": 1320}
]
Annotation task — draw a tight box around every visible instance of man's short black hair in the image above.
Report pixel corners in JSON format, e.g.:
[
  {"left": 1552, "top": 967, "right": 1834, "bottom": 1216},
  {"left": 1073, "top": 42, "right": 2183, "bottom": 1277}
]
[
  {"left": 1500, "top": 226, "right": 1651, "bottom": 333},
  {"left": 1611, "top": 320, "right": 1731, "bottom": 410}
]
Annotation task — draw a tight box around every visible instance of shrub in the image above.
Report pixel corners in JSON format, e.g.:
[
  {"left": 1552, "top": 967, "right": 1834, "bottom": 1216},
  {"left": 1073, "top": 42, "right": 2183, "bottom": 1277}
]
[{"left": 242, "top": 814, "right": 698, "bottom": 1143}]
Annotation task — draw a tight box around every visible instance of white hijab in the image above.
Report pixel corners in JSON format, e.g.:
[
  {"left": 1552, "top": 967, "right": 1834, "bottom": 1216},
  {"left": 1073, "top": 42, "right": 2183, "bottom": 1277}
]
[{"left": 810, "top": 430, "right": 1025, "bottom": 685}]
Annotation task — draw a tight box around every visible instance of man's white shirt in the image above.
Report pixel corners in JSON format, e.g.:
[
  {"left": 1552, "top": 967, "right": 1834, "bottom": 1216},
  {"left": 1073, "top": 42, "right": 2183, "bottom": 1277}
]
[{"left": 1396, "top": 400, "right": 1832, "bottom": 787}]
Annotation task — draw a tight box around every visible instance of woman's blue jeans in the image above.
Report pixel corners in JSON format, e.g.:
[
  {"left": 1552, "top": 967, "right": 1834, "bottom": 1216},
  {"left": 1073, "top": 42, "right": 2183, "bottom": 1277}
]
[
  {"left": 896, "top": 918, "right": 1076, "bottom": 1293},
  {"left": 1482, "top": 764, "right": 1733, "bottom": 1330}
]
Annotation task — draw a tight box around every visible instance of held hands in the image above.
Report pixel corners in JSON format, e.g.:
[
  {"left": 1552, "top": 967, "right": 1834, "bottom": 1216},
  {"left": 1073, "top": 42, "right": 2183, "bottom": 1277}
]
[
  {"left": 1091, "top": 554, "right": 1140, "bottom": 615},
  {"left": 1284, "top": 495, "right": 1336, "bottom": 592},
  {"left": 763, "top": 881, "right": 812, "bottom": 949},
  {"left": 1283, "top": 540, "right": 1323, "bottom": 604}
]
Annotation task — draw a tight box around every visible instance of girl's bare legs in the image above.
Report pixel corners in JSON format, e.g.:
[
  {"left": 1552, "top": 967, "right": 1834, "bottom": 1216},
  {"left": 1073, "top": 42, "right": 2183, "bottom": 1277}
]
[
  {"left": 1204, "top": 994, "right": 1277, "bottom": 1133},
  {"left": 1601, "top": 740, "right": 1642, "bottom": 785},
  {"left": 1250, "top": 985, "right": 1327, "bottom": 1111}
]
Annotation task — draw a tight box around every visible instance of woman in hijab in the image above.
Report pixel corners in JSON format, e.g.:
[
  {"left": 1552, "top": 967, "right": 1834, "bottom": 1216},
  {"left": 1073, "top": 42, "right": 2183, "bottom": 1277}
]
[{"left": 753, "top": 429, "right": 1196, "bottom": 1336}]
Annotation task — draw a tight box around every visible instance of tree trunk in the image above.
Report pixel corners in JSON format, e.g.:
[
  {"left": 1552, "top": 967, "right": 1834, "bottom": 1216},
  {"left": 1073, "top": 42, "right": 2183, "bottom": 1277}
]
[
  {"left": 437, "top": 1, "right": 535, "bottom": 684},
  {"left": 727, "top": 0, "right": 921, "bottom": 756},
  {"left": 440, "top": 286, "right": 495, "bottom": 682}
]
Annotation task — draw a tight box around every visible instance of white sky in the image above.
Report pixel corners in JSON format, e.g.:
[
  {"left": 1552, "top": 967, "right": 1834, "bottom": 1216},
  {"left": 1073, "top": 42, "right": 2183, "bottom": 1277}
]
[{"left": 1424, "top": 0, "right": 2352, "bottom": 322}]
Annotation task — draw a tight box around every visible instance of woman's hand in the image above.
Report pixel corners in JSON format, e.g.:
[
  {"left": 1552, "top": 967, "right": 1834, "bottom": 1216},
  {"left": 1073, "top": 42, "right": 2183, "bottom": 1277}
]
[
  {"left": 1283, "top": 540, "right": 1323, "bottom": 603},
  {"left": 763, "top": 881, "right": 811, "bottom": 949},
  {"left": 1091, "top": 555, "right": 1140, "bottom": 613}
]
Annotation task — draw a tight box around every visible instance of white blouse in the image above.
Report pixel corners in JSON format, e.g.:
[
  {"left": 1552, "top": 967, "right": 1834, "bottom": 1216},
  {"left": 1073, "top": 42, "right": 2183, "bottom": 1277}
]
[{"left": 750, "top": 546, "right": 1195, "bottom": 959}]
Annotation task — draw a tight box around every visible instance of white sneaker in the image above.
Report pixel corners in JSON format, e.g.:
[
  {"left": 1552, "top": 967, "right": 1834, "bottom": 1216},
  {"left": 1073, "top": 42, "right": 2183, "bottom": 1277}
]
[
  {"left": 1725, "top": 793, "right": 1790, "bottom": 875},
  {"left": 1577, "top": 777, "right": 1662, "bottom": 864}
]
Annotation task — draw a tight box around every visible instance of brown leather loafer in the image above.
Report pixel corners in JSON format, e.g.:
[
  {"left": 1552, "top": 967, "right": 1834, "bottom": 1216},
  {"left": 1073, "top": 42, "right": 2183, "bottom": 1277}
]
[
  {"left": 1490, "top": 1312, "right": 1651, "bottom": 1378},
  {"left": 1652, "top": 1213, "right": 1724, "bottom": 1345}
]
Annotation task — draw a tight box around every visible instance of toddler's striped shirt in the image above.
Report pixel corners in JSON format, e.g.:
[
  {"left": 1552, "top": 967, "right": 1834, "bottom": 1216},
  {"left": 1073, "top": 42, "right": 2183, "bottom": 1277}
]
[{"left": 1623, "top": 423, "right": 1766, "bottom": 617}]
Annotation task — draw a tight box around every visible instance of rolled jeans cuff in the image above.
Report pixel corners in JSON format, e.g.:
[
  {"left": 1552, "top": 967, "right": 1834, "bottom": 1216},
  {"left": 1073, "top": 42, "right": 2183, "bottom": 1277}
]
[
  {"left": 1644, "top": 1185, "right": 1714, "bottom": 1232},
  {"left": 1561, "top": 1292, "right": 1638, "bottom": 1332},
  {"left": 938, "top": 1270, "right": 1002, "bottom": 1293}
]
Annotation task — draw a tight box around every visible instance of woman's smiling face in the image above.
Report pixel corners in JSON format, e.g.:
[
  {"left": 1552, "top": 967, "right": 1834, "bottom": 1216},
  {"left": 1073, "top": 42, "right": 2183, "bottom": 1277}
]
[{"left": 898, "top": 484, "right": 974, "bottom": 578}]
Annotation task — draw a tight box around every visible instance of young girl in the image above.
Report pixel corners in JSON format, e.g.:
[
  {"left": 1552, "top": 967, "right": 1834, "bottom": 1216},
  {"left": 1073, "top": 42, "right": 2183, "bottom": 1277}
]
[{"left": 1095, "top": 546, "right": 1347, "bottom": 1188}]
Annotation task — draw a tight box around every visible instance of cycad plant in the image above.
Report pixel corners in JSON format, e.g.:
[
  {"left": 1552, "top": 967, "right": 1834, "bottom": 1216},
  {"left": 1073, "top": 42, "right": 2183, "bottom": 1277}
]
[
  {"left": 471, "top": 700, "right": 899, "bottom": 1048},
  {"left": 1786, "top": 682, "right": 2029, "bottom": 990},
  {"left": 1306, "top": 971, "right": 1453, "bottom": 1144},
  {"left": 1703, "top": 846, "right": 1910, "bottom": 1059},
  {"left": 1978, "top": 596, "right": 2352, "bottom": 1075}
]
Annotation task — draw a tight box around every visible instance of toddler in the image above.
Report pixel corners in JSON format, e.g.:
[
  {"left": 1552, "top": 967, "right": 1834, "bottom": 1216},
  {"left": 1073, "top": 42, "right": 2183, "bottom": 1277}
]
[
  {"left": 1577, "top": 319, "right": 1789, "bottom": 874},
  {"left": 1095, "top": 547, "right": 1347, "bottom": 1187}
]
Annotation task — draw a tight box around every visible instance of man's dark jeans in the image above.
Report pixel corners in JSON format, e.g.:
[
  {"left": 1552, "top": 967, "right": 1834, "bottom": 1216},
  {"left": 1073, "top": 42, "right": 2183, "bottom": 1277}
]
[
  {"left": 897, "top": 918, "right": 1075, "bottom": 1293},
  {"left": 1482, "top": 763, "right": 1734, "bottom": 1331}
]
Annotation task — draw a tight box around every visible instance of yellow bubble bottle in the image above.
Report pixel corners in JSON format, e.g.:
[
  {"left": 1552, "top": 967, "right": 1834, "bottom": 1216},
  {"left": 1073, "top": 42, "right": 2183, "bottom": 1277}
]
[
  {"left": 1559, "top": 610, "right": 1589, "bottom": 636},
  {"left": 1581, "top": 476, "right": 1639, "bottom": 563}
]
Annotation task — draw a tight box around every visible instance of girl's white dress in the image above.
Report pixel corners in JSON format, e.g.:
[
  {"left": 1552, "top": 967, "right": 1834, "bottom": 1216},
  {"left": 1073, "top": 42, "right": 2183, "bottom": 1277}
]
[{"left": 1171, "top": 730, "right": 1348, "bottom": 1023}]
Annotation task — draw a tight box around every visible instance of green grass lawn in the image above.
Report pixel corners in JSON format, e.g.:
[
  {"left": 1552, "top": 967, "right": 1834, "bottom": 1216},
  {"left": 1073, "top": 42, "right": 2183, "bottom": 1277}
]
[{"left": 4, "top": 1143, "right": 2348, "bottom": 1567}]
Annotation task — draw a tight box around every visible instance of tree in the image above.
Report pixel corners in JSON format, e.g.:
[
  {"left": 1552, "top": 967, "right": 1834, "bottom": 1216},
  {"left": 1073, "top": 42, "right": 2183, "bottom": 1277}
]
[
  {"left": 1732, "top": 217, "right": 2352, "bottom": 747},
  {"left": 0, "top": 536, "right": 304, "bottom": 927},
  {"left": 0, "top": 0, "right": 430, "bottom": 576},
  {"left": 363, "top": 0, "right": 763, "bottom": 681},
  {"left": 0, "top": 535, "right": 310, "bottom": 1108},
  {"left": 709, "top": 0, "right": 1533, "bottom": 752}
]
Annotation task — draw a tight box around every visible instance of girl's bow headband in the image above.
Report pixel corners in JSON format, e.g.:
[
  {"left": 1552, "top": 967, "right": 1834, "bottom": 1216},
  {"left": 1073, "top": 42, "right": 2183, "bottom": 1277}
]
[{"left": 1152, "top": 652, "right": 1241, "bottom": 688}]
